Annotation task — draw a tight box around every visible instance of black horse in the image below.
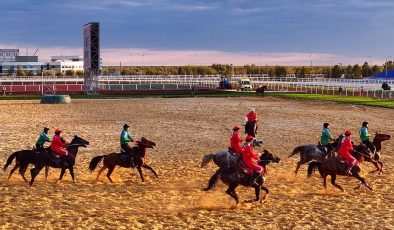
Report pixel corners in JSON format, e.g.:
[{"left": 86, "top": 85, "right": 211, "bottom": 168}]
[
  {"left": 289, "top": 135, "right": 343, "bottom": 174},
  {"left": 307, "top": 155, "right": 372, "bottom": 191},
  {"left": 256, "top": 85, "right": 268, "bottom": 97},
  {"left": 203, "top": 150, "right": 280, "bottom": 204},
  {"left": 28, "top": 135, "right": 89, "bottom": 186},
  {"left": 245, "top": 121, "right": 258, "bottom": 137}
]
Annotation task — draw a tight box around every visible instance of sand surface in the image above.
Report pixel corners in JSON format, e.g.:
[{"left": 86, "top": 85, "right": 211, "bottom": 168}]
[{"left": 0, "top": 97, "right": 393, "bottom": 229}]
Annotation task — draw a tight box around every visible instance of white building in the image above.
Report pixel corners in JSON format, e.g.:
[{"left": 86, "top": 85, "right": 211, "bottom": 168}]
[
  {"left": 0, "top": 49, "right": 19, "bottom": 62},
  {"left": 50, "top": 55, "right": 84, "bottom": 74}
]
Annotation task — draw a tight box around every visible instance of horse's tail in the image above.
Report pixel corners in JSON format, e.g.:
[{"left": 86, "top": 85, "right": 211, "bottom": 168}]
[
  {"left": 3, "top": 151, "right": 19, "bottom": 172},
  {"left": 307, "top": 161, "right": 322, "bottom": 178},
  {"left": 89, "top": 155, "right": 105, "bottom": 172},
  {"left": 288, "top": 146, "right": 303, "bottom": 158},
  {"left": 203, "top": 169, "right": 221, "bottom": 191},
  {"left": 201, "top": 154, "right": 214, "bottom": 168}
]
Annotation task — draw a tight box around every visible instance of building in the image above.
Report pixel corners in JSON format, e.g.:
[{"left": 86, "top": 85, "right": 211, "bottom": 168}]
[
  {"left": 50, "top": 55, "right": 84, "bottom": 74},
  {"left": 0, "top": 61, "right": 47, "bottom": 76},
  {"left": 0, "top": 49, "right": 19, "bottom": 62}
]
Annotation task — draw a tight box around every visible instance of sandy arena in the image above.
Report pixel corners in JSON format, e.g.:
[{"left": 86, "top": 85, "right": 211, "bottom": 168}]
[{"left": 0, "top": 97, "right": 393, "bottom": 229}]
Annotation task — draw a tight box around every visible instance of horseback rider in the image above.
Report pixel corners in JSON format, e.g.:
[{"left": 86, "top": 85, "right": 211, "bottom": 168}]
[
  {"left": 120, "top": 123, "right": 135, "bottom": 168},
  {"left": 338, "top": 130, "right": 357, "bottom": 176},
  {"left": 35, "top": 127, "right": 51, "bottom": 152},
  {"left": 359, "top": 121, "right": 376, "bottom": 154},
  {"left": 242, "top": 135, "right": 265, "bottom": 186},
  {"left": 245, "top": 108, "right": 258, "bottom": 136},
  {"left": 50, "top": 129, "right": 69, "bottom": 157},
  {"left": 230, "top": 126, "right": 243, "bottom": 156},
  {"left": 320, "top": 123, "right": 334, "bottom": 155}
]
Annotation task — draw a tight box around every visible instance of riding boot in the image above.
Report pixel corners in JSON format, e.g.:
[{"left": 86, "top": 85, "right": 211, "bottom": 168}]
[
  {"left": 344, "top": 164, "right": 353, "bottom": 176},
  {"left": 252, "top": 172, "right": 260, "bottom": 187},
  {"left": 130, "top": 156, "right": 135, "bottom": 168}
]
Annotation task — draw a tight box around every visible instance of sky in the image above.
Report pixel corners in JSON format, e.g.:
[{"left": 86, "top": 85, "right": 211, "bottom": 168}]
[{"left": 1, "top": 0, "right": 393, "bottom": 66}]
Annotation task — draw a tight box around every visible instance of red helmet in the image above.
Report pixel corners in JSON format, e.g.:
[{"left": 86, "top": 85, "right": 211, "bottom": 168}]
[
  {"left": 245, "top": 135, "right": 254, "bottom": 141},
  {"left": 55, "top": 129, "right": 62, "bottom": 134},
  {"left": 344, "top": 130, "right": 351, "bottom": 136},
  {"left": 232, "top": 126, "right": 240, "bottom": 131}
]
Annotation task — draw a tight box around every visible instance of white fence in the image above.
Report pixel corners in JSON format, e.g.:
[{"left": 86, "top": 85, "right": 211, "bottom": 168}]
[{"left": 0, "top": 75, "right": 392, "bottom": 98}]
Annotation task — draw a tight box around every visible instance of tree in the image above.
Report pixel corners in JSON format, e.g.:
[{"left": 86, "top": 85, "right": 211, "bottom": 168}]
[
  {"left": 295, "top": 66, "right": 308, "bottom": 78},
  {"left": 16, "top": 69, "right": 26, "bottom": 76},
  {"left": 331, "top": 65, "right": 343, "bottom": 78},
  {"left": 65, "top": 70, "right": 74, "bottom": 76},
  {"left": 371, "top": 65, "right": 381, "bottom": 75},
  {"left": 274, "top": 66, "right": 287, "bottom": 77},
  {"left": 361, "top": 62, "right": 371, "bottom": 78},
  {"left": 352, "top": 64, "right": 362, "bottom": 78}
]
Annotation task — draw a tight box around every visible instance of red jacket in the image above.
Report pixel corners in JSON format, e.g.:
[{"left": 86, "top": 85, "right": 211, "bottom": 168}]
[
  {"left": 50, "top": 135, "right": 68, "bottom": 156},
  {"left": 247, "top": 112, "right": 257, "bottom": 122},
  {"left": 230, "top": 131, "right": 243, "bottom": 155},
  {"left": 242, "top": 144, "right": 264, "bottom": 173},
  {"left": 338, "top": 137, "right": 354, "bottom": 161}
]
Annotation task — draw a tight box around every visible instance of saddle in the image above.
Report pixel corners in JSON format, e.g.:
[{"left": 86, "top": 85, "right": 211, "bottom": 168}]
[
  {"left": 238, "top": 160, "right": 253, "bottom": 175},
  {"left": 119, "top": 150, "right": 132, "bottom": 163}
]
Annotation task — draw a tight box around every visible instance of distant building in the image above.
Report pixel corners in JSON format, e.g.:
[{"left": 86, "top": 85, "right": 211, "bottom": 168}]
[
  {"left": 50, "top": 55, "right": 84, "bottom": 74},
  {"left": 0, "top": 49, "right": 19, "bottom": 62},
  {"left": 0, "top": 61, "right": 47, "bottom": 76}
]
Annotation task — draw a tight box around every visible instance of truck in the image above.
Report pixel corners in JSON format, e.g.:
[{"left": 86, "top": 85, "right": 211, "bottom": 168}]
[{"left": 237, "top": 78, "right": 252, "bottom": 91}]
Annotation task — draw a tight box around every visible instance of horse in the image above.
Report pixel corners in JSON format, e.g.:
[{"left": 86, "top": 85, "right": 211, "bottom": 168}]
[
  {"left": 288, "top": 135, "right": 343, "bottom": 174},
  {"left": 307, "top": 156, "right": 372, "bottom": 191},
  {"left": 28, "top": 135, "right": 90, "bottom": 186},
  {"left": 3, "top": 135, "right": 89, "bottom": 183},
  {"left": 256, "top": 85, "right": 268, "bottom": 97},
  {"left": 245, "top": 121, "right": 258, "bottom": 137},
  {"left": 352, "top": 143, "right": 381, "bottom": 174},
  {"left": 372, "top": 132, "right": 391, "bottom": 173},
  {"left": 200, "top": 138, "right": 263, "bottom": 169},
  {"left": 89, "top": 137, "right": 158, "bottom": 182},
  {"left": 203, "top": 150, "right": 280, "bottom": 204}
]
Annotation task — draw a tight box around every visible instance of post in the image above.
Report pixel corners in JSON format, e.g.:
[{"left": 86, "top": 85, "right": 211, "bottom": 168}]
[{"left": 41, "top": 71, "right": 44, "bottom": 95}]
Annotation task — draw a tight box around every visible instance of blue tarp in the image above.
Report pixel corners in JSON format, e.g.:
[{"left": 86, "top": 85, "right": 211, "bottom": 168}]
[{"left": 370, "top": 69, "right": 394, "bottom": 79}]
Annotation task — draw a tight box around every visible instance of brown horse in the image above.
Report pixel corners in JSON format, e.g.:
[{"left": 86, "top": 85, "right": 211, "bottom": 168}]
[
  {"left": 372, "top": 132, "right": 391, "bottom": 173},
  {"left": 307, "top": 157, "right": 372, "bottom": 192},
  {"left": 256, "top": 85, "right": 268, "bottom": 97},
  {"left": 89, "top": 137, "right": 158, "bottom": 182}
]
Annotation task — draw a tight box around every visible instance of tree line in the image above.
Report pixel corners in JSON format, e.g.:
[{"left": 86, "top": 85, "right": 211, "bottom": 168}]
[{"left": 102, "top": 61, "right": 394, "bottom": 78}]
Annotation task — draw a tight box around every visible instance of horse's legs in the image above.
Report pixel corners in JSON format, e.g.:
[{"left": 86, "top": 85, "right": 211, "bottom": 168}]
[
  {"left": 96, "top": 165, "right": 107, "bottom": 181},
  {"left": 330, "top": 174, "right": 344, "bottom": 192},
  {"left": 68, "top": 167, "right": 75, "bottom": 183},
  {"left": 137, "top": 166, "right": 144, "bottom": 182},
  {"left": 323, "top": 174, "right": 327, "bottom": 189},
  {"left": 294, "top": 161, "right": 303, "bottom": 174},
  {"left": 377, "top": 160, "right": 383, "bottom": 174},
  {"left": 260, "top": 185, "right": 269, "bottom": 201},
  {"left": 225, "top": 184, "right": 239, "bottom": 204},
  {"left": 8, "top": 163, "right": 19, "bottom": 180},
  {"left": 106, "top": 166, "right": 115, "bottom": 183},
  {"left": 20, "top": 165, "right": 29, "bottom": 183},
  {"left": 45, "top": 166, "right": 49, "bottom": 181},
  {"left": 253, "top": 184, "right": 260, "bottom": 201},
  {"left": 29, "top": 165, "right": 44, "bottom": 186},
  {"left": 142, "top": 164, "right": 159, "bottom": 178},
  {"left": 57, "top": 168, "right": 67, "bottom": 184},
  {"left": 203, "top": 168, "right": 221, "bottom": 191},
  {"left": 353, "top": 173, "right": 373, "bottom": 191}
]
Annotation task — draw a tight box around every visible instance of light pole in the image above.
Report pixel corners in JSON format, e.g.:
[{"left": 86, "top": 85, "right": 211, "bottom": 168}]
[
  {"left": 385, "top": 56, "right": 392, "bottom": 78},
  {"left": 258, "top": 54, "right": 261, "bottom": 76}
]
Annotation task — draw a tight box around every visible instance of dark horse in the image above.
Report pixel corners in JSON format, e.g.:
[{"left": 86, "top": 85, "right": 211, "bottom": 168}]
[
  {"left": 203, "top": 150, "right": 280, "bottom": 204},
  {"left": 307, "top": 156, "right": 372, "bottom": 191},
  {"left": 245, "top": 121, "right": 258, "bottom": 137},
  {"left": 256, "top": 85, "right": 268, "bottom": 97},
  {"left": 289, "top": 135, "right": 343, "bottom": 174},
  {"left": 89, "top": 137, "right": 158, "bottom": 182},
  {"left": 28, "top": 135, "right": 90, "bottom": 186},
  {"left": 200, "top": 138, "right": 263, "bottom": 169},
  {"left": 371, "top": 132, "right": 391, "bottom": 173},
  {"left": 3, "top": 136, "right": 89, "bottom": 184}
]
